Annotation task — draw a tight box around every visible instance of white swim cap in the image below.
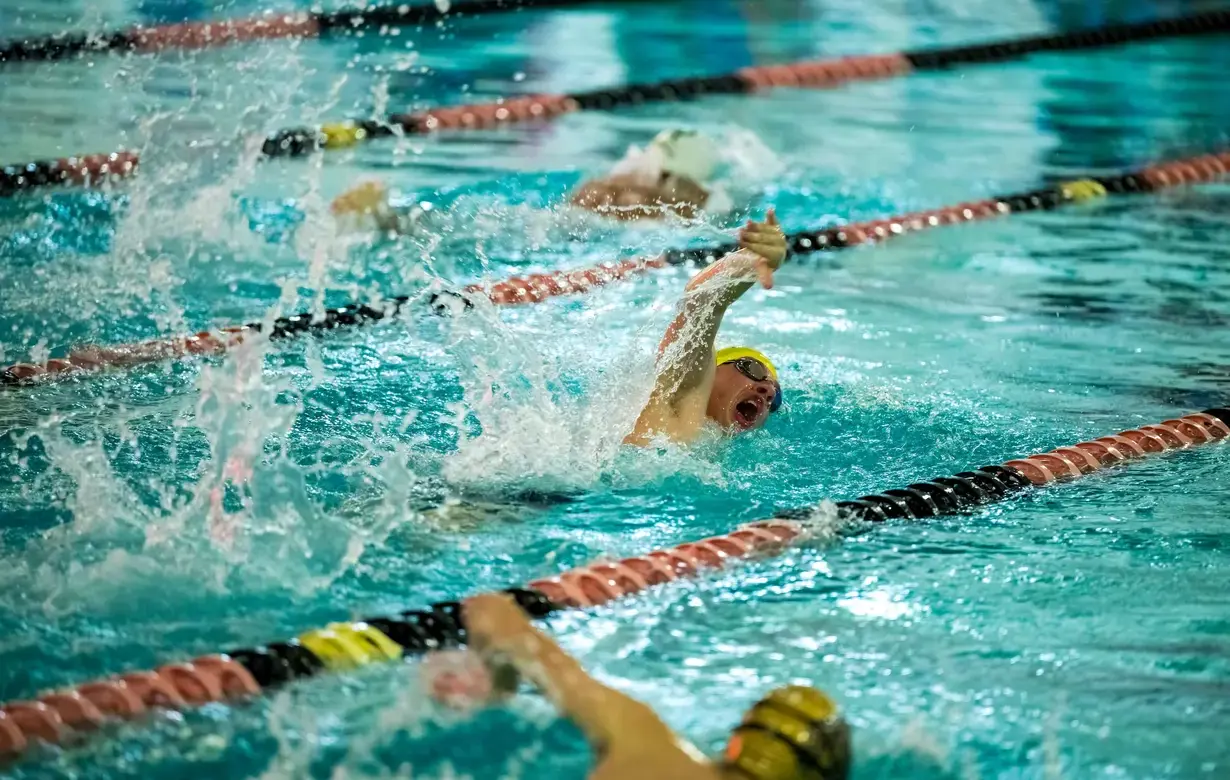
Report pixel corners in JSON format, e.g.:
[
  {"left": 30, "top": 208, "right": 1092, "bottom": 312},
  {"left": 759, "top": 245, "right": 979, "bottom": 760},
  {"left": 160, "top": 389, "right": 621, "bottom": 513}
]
[
  {"left": 608, "top": 143, "right": 665, "bottom": 186},
  {"left": 648, "top": 129, "right": 720, "bottom": 184}
]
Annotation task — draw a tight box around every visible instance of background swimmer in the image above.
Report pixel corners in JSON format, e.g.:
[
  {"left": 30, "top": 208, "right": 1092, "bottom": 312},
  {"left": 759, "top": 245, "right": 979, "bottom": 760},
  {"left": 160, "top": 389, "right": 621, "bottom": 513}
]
[
  {"left": 329, "top": 129, "right": 754, "bottom": 232},
  {"left": 569, "top": 129, "right": 732, "bottom": 221}
]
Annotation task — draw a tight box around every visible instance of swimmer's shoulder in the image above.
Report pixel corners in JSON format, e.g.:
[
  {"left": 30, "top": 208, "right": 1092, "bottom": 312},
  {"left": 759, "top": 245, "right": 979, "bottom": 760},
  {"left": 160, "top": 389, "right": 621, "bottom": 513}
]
[{"left": 625, "top": 385, "right": 715, "bottom": 447}]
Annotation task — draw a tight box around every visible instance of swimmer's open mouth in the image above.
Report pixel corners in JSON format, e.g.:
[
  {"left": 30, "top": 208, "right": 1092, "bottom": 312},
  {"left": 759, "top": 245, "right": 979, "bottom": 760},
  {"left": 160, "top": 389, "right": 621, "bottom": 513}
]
[{"left": 734, "top": 398, "right": 762, "bottom": 428}]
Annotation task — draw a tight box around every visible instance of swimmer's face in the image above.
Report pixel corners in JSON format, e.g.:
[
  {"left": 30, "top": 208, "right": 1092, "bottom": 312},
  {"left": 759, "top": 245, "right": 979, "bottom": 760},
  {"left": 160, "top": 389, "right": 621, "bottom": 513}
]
[{"left": 706, "top": 362, "right": 777, "bottom": 432}]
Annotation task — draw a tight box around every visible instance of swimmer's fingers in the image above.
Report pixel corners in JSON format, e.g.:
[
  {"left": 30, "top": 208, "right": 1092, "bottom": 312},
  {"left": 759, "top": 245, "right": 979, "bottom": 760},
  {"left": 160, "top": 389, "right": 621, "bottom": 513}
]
[
  {"left": 739, "top": 219, "right": 782, "bottom": 243},
  {"left": 740, "top": 237, "right": 782, "bottom": 256},
  {"left": 748, "top": 217, "right": 784, "bottom": 242},
  {"left": 738, "top": 222, "right": 774, "bottom": 246},
  {"left": 740, "top": 217, "right": 787, "bottom": 265},
  {"left": 738, "top": 237, "right": 777, "bottom": 258},
  {"left": 740, "top": 231, "right": 782, "bottom": 252},
  {"left": 757, "top": 257, "right": 776, "bottom": 289},
  {"left": 766, "top": 206, "right": 779, "bottom": 226},
  {"left": 740, "top": 227, "right": 787, "bottom": 262},
  {"left": 331, "top": 180, "right": 388, "bottom": 215}
]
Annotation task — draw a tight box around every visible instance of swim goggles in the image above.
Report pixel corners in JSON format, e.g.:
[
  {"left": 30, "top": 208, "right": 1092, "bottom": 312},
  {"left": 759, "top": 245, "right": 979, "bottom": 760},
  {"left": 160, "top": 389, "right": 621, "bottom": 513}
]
[{"left": 723, "top": 357, "right": 783, "bottom": 413}]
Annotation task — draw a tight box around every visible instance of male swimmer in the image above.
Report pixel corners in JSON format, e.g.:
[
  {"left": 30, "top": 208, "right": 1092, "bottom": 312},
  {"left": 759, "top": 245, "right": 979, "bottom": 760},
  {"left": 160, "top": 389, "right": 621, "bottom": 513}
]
[
  {"left": 455, "top": 592, "right": 851, "bottom": 780},
  {"left": 624, "top": 208, "right": 787, "bottom": 446},
  {"left": 330, "top": 129, "right": 733, "bottom": 232},
  {"left": 569, "top": 129, "right": 732, "bottom": 221}
]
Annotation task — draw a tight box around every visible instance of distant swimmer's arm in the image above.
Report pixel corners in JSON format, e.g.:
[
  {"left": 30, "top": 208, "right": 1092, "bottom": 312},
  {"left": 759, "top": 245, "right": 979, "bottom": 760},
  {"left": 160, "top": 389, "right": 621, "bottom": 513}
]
[
  {"left": 625, "top": 209, "right": 786, "bottom": 445},
  {"left": 463, "top": 594, "right": 669, "bottom": 750},
  {"left": 331, "top": 180, "right": 408, "bottom": 234}
]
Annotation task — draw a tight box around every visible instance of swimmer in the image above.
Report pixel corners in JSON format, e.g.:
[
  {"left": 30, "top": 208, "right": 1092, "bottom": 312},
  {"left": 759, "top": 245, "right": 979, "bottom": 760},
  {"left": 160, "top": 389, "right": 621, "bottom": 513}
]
[
  {"left": 624, "top": 208, "right": 787, "bottom": 446},
  {"left": 570, "top": 129, "right": 731, "bottom": 221},
  {"left": 329, "top": 129, "right": 732, "bottom": 233},
  {"left": 457, "top": 592, "right": 851, "bottom": 780}
]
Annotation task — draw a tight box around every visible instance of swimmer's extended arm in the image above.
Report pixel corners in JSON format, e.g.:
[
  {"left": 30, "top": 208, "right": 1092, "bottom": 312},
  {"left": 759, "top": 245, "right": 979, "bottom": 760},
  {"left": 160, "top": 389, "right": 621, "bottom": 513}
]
[
  {"left": 463, "top": 594, "right": 674, "bottom": 749},
  {"left": 625, "top": 210, "right": 786, "bottom": 444}
]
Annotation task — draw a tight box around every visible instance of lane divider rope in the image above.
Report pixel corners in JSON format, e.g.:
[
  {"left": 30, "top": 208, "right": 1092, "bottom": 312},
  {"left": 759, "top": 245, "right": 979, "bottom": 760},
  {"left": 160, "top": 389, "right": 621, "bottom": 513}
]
[
  {"left": 258, "top": 10, "right": 1230, "bottom": 157},
  {"left": 475, "top": 151, "right": 1228, "bottom": 306},
  {"left": 0, "top": 151, "right": 139, "bottom": 198},
  {"left": 6, "top": 13, "right": 1223, "bottom": 194},
  {"left": 1, "top": 407, "right": 1225, "bottom": 760},
  {"left": 0, "top": 0, "right": 626, "bottom": 65},
  {"left": 3, "top": 148, "right": 1226, "bottom": 387}
]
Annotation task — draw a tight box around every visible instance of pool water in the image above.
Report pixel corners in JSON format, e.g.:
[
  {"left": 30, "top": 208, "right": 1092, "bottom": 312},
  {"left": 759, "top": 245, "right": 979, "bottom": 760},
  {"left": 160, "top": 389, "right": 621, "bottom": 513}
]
[{"left": 2, "top": 0, "right": 1230, "bottom": 777}]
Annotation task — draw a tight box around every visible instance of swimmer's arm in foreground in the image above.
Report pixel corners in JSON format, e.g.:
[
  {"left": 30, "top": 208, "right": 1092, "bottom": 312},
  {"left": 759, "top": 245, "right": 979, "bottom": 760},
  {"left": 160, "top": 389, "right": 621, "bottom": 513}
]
[
  {"left": 624, "top": 209, "right": 787, "bottom": 447},
  {"left": 463, "top": 594, "right": 721, "bottom": 780}
]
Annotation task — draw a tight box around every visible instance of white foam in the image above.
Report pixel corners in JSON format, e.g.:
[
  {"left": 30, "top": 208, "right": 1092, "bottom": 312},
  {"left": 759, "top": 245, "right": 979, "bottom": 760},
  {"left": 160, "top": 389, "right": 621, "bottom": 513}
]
[{"left": 438, "top": 285, "right": 730, "bottom": 496}]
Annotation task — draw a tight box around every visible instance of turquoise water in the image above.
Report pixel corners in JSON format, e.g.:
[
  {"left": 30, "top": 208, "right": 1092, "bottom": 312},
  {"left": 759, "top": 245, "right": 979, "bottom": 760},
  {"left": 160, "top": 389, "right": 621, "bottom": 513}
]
[{"left": 2, "top": 0, "right": 1230, "bottom": 777}]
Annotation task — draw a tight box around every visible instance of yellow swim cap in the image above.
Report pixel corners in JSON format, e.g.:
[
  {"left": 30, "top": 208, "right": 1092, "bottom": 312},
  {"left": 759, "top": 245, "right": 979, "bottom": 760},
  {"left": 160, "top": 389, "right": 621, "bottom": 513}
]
[
  {"left": 715, "top": 346, "right": 778, "bottom": 383},
  {"left": 723, "top": 686, "right": 851, "bottom": 780}
]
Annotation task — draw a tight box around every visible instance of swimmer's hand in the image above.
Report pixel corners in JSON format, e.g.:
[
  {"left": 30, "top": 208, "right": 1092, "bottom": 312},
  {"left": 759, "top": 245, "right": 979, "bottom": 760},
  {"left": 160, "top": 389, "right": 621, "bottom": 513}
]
[
  {"left": 463, "top": 593, "right": 535, "bottom": 653},
  {"left": 332, "top": 180, "right": 404, "bottom": 233},
  {"left": 331, "top": 180, "right": 389, "bottom": 216},
  {"left": 737, "top": 208, "right": 786, "bottom": 289},
  {"left": 462, "top": 593, "right": 637, "bottom": 750},
  {"left": 421, "top": 649, "right": 517, "bottom": 710},
  {"left": 684, "top": 208, "right": 786, "bottom": 294}
]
